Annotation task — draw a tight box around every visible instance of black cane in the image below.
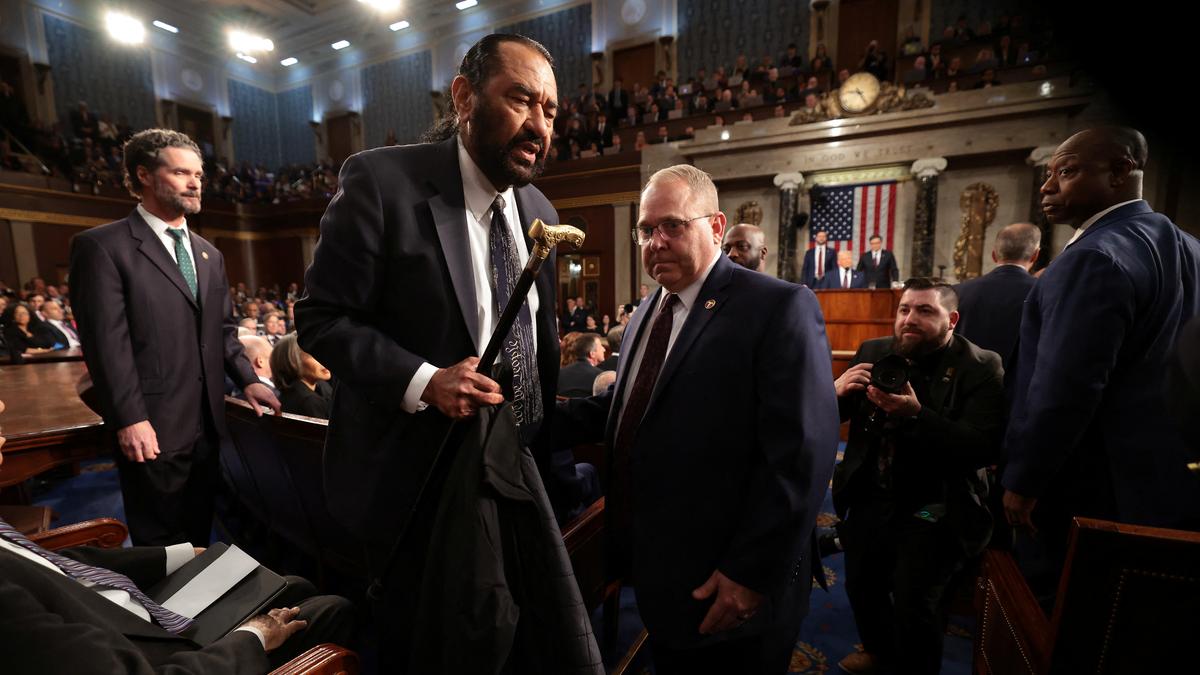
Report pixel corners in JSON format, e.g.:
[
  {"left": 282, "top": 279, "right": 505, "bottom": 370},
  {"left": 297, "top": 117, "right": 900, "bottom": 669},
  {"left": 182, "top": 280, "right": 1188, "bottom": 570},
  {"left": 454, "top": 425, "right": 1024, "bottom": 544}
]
[{"left": 367, "top": 218, "right": 585, "bottom": 600}]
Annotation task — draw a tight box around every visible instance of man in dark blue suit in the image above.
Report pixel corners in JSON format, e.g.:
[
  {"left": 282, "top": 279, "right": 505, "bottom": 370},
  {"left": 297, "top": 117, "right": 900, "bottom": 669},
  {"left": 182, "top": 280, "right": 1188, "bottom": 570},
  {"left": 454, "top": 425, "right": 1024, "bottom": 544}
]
[
  {"left": 954, "top": 222, "right": 1040, "bottom": 376},
  {"left": 558, "top": 165, "right": 839, "bottom": 674},
  {"left": 800, "top": 229, "right": 837, "bottom": 288},
  {"left": 817, "top": 250, "right": 868, "bottom": 289},
  {"left": 1003, "top": 128, "right": 1200, "bottom": 595}
]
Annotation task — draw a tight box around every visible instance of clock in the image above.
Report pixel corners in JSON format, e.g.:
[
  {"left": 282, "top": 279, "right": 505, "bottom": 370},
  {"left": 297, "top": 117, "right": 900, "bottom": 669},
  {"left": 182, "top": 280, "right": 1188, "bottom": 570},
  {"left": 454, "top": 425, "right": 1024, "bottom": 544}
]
[{"left": 837, "top": 72, "right": 881, "bottom": 115}]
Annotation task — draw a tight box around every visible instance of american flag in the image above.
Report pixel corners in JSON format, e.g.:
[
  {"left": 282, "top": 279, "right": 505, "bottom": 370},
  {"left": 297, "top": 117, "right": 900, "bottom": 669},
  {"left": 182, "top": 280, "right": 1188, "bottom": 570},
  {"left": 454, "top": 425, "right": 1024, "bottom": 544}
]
[{"left": 809, "top": 182, "right": 898, "bottom": 255}]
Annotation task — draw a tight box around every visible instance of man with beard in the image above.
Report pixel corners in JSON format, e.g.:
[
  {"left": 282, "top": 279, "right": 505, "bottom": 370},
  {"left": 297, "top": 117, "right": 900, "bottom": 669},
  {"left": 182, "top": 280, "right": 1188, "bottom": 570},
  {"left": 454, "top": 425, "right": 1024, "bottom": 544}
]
[
  {"left": 69, "top": 129, "right": 280, "bottom": 546},
  {"left": 831, "top": 278, "right": 1004, "bottom": 674},
  {"left": 295, "top": 34, "right": 584, "bottom": 671},
  {"left": 721, "top": 223, "right": 768, "bottom": 272}
]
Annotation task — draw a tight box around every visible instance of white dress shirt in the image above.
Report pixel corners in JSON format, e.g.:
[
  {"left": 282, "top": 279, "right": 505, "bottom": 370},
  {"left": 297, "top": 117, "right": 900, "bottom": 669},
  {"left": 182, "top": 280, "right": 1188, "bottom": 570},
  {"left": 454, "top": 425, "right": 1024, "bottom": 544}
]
[
  {"left": 1062, "top": 199, "right": 1144, "bottom": 249},
  {"left": 48, "top": 318, "right": 81, "bottom": 347},
  {"left": 400, "top": 138, "right": 542, "bottom": 413},
  {"left": 618, "top": 250, "right": 722, "bottom": 427},
  {"left": 137, "top": 204, "right": 195, "bottom": 265}
]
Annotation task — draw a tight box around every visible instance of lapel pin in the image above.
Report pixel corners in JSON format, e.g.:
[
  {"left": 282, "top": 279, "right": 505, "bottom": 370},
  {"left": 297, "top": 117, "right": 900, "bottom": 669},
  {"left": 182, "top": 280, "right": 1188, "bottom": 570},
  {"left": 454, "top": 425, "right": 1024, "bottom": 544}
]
[
  {"left": 201, "top": 250, "right": 209, "bottom": 260},
  {"left": 704, "top": 299, "right": 716, "bottom": 310}
]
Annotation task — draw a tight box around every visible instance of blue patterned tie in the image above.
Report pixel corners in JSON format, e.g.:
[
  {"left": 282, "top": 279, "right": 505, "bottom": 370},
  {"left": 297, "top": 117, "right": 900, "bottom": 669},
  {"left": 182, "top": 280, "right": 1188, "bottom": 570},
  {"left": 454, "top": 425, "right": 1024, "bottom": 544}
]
[
  {"left": 165, "top": 228, "right": 198, "bottom": 299},
  {"left": 0, "top": 518, "right": 195, "bottom": 633},
  {"left": 488, "top": 195, "right": 543, "bottom": 440}
]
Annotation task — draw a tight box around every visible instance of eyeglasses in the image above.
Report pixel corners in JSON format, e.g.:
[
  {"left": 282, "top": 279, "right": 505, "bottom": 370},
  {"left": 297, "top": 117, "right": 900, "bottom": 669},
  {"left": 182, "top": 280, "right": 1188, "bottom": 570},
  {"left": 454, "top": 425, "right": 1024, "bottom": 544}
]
[
  {"left": 632, "top": 213, "right": 715, "bottom": 245},
  {"left": 722, "top": 241, "right": 753, "bottom": 254}
]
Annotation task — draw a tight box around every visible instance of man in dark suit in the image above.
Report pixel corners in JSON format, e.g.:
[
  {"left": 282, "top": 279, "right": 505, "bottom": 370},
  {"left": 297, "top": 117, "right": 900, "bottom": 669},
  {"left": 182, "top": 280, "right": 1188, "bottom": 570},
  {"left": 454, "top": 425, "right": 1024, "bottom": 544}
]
[
  {"left": 558, "top": 332, "right": 605, "bottom": 397},
  {"left": 856, "top": 235, "right": 900, "bottom": 288},
  {"left": 608, "top": 79, "right": 630, "bottom": 121},
  {"left": 294, "top": 34, "right": 574, "bottom": 666},
  {"left": 800, "top": 229, "right": 836, "bottom": 288},
  {"left": 953, "top": 222, "right": 1040, "bottom": 375},
  {"left": 832, "top": 279, "right": 1004, "bottom": 674},
  {"left": 237, "top": 335, "right": 282, "bottom": 400},
  {"left": 722, "top": 223, "right": 768, "bottom": 272},
  {"left": 558, "top": 165, "right": 839, "bottom": 674},
  {"left": 1003, "top": 127, "right": 1200, "bottom": 599},
  {"left": 818, "top": 250, "right": 868, "bottom": 289},
  {"left": 600, "top": 324, "right": 623, "bottom": 371},
  {"left": 69, "top": 130, "right": 280, "bottom": 546},
  {"left": 0, "top": 518, "right": 351, "bottom": 673},
  {"left": 591, "top": 114, "right": 614, "bottom": 150}
]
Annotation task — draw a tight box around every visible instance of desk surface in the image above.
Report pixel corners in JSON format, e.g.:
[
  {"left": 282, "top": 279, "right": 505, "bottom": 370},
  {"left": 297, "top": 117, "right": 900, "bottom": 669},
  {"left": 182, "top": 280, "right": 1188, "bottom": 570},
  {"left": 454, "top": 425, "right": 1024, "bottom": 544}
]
[
  {"left": 0, "top": 361, "right": 102, "bottom": 442},
  {"left": 0, "top": 347, "right": 85, "bottom": 365}
]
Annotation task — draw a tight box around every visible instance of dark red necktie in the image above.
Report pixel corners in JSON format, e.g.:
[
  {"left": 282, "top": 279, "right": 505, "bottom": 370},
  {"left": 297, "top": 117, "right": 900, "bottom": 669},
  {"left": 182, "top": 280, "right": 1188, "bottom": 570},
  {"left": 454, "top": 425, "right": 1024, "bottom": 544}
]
[{"left": 610, "top": 294, "right": 679, "bottom": 547}]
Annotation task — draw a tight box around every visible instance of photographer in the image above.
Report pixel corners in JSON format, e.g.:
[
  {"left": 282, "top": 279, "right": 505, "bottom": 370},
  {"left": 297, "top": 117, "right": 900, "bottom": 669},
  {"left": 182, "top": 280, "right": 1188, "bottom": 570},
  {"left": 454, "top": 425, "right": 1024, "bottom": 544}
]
[{"left": 830, "top": 278, "right": 1005, "bottom": 675}]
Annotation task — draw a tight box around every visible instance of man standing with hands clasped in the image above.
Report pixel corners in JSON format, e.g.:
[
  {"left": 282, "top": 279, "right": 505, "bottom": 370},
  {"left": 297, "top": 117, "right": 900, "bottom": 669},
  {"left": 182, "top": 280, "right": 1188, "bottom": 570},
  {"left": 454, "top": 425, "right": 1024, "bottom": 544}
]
[{"left": 70, "top": 129, "right": 280, "bottom": 547}]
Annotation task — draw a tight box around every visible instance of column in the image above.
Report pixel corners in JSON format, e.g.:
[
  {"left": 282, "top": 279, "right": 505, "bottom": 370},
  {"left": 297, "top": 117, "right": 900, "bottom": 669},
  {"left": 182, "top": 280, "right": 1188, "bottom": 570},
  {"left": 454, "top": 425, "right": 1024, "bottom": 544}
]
[
  {"left": 773, "top": 172, "right": 804, "bottom": 282},
  {"left": 1027, "top": 145, "right": 1055, "bottom": 272},
  {"left": 909, "top": 157, "right": 947, "bottom": 278},
  {"left": 300, "top": 234, "right": 318, "bottom": 270}
]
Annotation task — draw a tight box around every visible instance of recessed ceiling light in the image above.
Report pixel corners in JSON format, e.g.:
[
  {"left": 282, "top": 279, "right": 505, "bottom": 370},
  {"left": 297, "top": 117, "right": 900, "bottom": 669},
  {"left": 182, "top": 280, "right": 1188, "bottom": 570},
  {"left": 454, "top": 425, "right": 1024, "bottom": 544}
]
[
  {"left": 280, "top": 57, "right": 298, "bottom": 67},
  {"left": 106, "top": 12, "right": 145, "bottom": 45},
  {"left": 152, "top": 20, "right": 178, "bottom": 34},
  {"left": 456, "top": 0, "right": 478, "bottom": 10},
  {"left": 389, "top": 20, "right": 410, "bottom": 31},
  {"left": 331, "top": 40, "right": 350, "bottom": 50},
  {"left": 229, "top": 30, "right": 274, "bottom": 53},
  {"left": 359, "top": 0, "right": 401, "bottom": 11},
  {"left": 236, "top": 53, "right": 258, "bottom": 64}
]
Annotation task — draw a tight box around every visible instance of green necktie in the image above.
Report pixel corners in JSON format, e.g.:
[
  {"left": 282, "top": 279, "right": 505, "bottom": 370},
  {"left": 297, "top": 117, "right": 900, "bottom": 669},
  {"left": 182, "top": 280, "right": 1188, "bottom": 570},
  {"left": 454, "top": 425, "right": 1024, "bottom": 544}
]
[{"left": 165, "top": 228, "right": 198, "bottom": 299}]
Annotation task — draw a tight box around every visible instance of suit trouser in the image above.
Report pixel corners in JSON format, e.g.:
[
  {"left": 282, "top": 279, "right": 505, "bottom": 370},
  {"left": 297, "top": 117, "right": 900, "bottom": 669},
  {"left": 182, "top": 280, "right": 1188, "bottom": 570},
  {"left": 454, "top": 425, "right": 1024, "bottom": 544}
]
[
  {"left": 115, "top": 432, "right": 217, "bottom": 547},
  {"left": 840, "top": 499, "right": 965, "bottom": 675},
  {"left": 268, "top": 576, "right": 357, "bottom": 669}
]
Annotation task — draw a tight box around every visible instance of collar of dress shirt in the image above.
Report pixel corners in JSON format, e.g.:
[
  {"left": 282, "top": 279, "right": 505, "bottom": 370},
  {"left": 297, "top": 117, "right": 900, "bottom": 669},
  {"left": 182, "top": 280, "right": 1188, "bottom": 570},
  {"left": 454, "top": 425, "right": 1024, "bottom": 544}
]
[
  {"left": 660, "top": 249, "right": 722, "bottom": 313},
  {"left": 1064, "top": 198, "right": 1144, "bottom": 248},
  {"left": 137, "top": 203, "right": 189, "bottom": 239},
  {"left": 457, "top": 136, "right": 517, "bottom": 226}
]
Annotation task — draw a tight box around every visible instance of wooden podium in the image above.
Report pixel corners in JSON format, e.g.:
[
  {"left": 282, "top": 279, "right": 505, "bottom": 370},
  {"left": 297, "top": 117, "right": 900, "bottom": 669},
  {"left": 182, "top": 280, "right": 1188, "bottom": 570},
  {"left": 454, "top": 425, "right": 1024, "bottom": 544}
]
[{"left": 814, "top": 288, "right": 902, "bottom": 377}]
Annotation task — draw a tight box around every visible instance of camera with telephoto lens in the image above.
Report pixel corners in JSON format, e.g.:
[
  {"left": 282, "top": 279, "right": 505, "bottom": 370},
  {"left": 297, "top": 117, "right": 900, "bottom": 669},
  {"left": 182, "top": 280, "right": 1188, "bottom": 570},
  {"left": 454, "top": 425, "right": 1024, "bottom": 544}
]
[{"left": 858, "top": 352, "right": 912, "bottom": 434}]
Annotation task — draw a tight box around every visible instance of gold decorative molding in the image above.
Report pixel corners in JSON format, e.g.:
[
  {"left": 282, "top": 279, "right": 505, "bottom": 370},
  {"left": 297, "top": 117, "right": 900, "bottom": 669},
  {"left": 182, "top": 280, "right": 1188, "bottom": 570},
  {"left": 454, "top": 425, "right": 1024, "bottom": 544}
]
[
  {"left": 552, "top": 191, "right": 642, "bottom": 210},
  {"left": 0, "top": 207, "right": 108, "bottom": 228},
  {"left": 200, "top": 227, "right": 319, "bottom": 242},
  {"left": 805, "top": 165, "right": 911, "bottom": 188},
  {"left": 954, "top": 182, "right": 999, "bottom": 281}
]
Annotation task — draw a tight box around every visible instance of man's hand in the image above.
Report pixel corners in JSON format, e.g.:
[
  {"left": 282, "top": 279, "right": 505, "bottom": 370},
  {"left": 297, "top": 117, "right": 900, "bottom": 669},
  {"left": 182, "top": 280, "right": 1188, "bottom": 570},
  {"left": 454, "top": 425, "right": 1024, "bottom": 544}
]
[
  {"left": 691, "top": 569, "right": 763, "bottom": 635},
  {"left": 193, "top": 547, "right": 206, "bottom": 557},
  {"left": 866, "top": 381, "right": 921, "bottom": 417},
  {"left": 834, "top": 363, "right": 873, "bottom": 398},
  {"left": 1003, "top": 490, "right": 1039, "bottom": 536},
  {"left": 243, "top": 382, "right": 282, "bottom": 417},
  {"left": 421, "top": 357, "right": 505, "bottom": 419},
  {"left": 242, "top": 606, "right": 308, "bottom": 652},
  {"left": 116, "top": 420, "right": 160, "bottom": 463}
]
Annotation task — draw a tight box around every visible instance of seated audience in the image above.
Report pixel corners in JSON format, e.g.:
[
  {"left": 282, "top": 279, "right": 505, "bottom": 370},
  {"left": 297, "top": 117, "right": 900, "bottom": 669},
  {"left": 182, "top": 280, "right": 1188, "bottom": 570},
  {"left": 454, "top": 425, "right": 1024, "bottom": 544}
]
[
  {"left": 270, "top": 333, "right": 333, "bottom": 418},
  {"left": 36, "top": 300, "right": 76, "bottom": 348},
  {"left": 238, "top": 334, "right": 281, "bottom": 399},
  {"left": 592, "top": 370, "right": 616, "bottom": 396},
  {"left": 2, "top": 302, "right": 55, "bottom": 358},
  {"left": 557, "top": 332, "right": 605, "bottom": 398},
  {"left": 600, "top": 324, "right": 623, "bottom": 371}
]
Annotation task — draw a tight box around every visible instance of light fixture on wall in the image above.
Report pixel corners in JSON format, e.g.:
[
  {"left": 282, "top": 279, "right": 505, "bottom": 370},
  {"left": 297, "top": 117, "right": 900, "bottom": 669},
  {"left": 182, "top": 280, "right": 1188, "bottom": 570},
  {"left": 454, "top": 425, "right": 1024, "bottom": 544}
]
[
  {"left": 280, "top": 57, "right": 298, "bottom": 67},
  {"left": 389, "top": 20, "right": 410, "bottom": 31},
  {"left": 105, "top": 12, "right": 145, "bottom": 45},
  {"left": 229, "top": 30, "right": 274, "bottom": 53},
  {"left": 152, "top": 20, "right": 178, "bottom": 34},
  {"left": 455, "top": 0, "right": 478, "bottom": 10},
  {"left": 331, "top": 40, "right": 350, "bottom": 50}
]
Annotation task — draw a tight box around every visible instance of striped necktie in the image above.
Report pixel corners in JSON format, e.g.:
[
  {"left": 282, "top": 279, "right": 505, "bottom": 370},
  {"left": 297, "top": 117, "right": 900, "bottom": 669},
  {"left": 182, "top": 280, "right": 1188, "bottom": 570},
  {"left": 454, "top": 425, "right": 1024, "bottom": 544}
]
[
  {"left": 165, "top": 228, "right": 198, "bottom": 299},
  {"left": 0, "top": 519, "right": 194, "bottom": 633}
]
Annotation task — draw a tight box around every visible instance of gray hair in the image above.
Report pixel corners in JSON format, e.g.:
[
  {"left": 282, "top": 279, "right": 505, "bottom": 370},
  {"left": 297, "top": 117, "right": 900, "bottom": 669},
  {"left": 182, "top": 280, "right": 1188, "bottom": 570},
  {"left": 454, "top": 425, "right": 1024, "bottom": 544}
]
[
  {"left": 644, "top": 164, "right": 719, "bottom": 213},
  {"left": 994, "top": 222, "right": 1041, "bottom": 263}
]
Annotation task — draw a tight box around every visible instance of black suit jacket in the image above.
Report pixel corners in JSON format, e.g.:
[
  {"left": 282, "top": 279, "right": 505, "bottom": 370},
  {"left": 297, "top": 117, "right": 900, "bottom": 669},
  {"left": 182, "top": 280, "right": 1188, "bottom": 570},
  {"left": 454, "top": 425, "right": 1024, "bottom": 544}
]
[
  {"left": 833, "top": 334, "right": 1005, "bottom": 555},
  {"left": 0, "top": 545, "right": 269, "bottom": 673},
  {"left": 817, "top": 268, "right": 867, "bottom": 290},
  {"left": 558, "top": 256, "right": 839, "bottom": 647},
  {"left": 557, "top": 360, "right": 602, "bottom": 398},
  {"left": 953, "top": 265, "right": 1036, "bottom": 375},
  {"left": 69, "top": 210, "right": 257, "bottom": 453},
  {"left": 800, "top": 245, "right": 837, "bottom": 288},
  {"left": 295, "top": 137, "right": 561, "bottom": 545},
  {"left": 855, "top": 249, "right": 900, "bottom": 288}
]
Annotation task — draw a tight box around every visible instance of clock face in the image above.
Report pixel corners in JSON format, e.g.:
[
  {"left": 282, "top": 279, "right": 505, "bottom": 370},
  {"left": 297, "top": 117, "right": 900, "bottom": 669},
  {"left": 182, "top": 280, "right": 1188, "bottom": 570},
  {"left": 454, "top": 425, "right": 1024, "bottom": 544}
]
[{"left": 838, "top": 72, "right": 881, "bottom": 114}]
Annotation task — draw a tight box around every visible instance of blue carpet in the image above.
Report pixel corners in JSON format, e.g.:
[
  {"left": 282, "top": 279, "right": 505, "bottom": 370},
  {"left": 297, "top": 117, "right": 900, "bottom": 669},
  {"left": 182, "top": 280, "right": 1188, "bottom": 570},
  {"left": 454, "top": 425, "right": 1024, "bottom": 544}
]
[{"left": 34, "top": 451, "right": 975, "bottom": 674}]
